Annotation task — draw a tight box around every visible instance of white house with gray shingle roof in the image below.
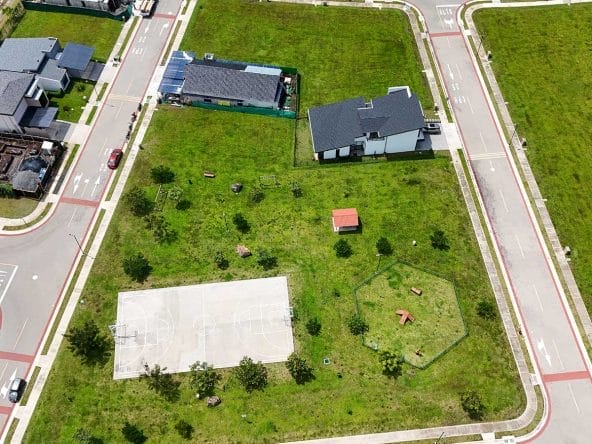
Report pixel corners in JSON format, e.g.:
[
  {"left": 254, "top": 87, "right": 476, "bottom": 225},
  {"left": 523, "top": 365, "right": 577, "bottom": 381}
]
[{"left": 308, "top": 87, "right": 425, "bottom": 160}]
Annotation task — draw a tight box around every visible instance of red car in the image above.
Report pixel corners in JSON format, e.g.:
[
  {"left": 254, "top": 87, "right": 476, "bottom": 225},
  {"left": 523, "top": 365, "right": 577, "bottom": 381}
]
[{"left": 107, "top": 148, "right": 123, "bottom": 169}]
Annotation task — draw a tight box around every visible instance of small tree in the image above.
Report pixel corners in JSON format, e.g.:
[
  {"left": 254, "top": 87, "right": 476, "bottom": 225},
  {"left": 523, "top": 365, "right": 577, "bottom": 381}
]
[
  {"left": 214, "top": 251, "right": 229, "bottom": 270},
  {"left": 234, "top": 356, "right": 268, "bottom": 392},
  {"left": 285, "top": 352, "right": 315, "bottom": 384},
  {"left": 64, "top": 318, "right": 110, "bottom": 365},
  {"left": 150, "top": 165, "right": 175, "bottom": 184},
  {"left": 189, "top": 361, "right": 221, "bottom": 398},
  {"left": 121, "top": 422, "right": 147, "bottom": 444},
  {"left": 257, "top": 249, "right": 277, "bottom": 270},
  {"left": 140, "top": 364, "right": 180, "bottom": 401},
  {"left": 430, "top": 229, "right": 450, "bottom": 251},
  {"left": 376, "top": 237, "right": 393, "bottom": 256},
  {"left": 123, "top": 253, "right": 152, "bottom": 282},
  {"left": 0, "top": 183, "right": 14, "bottom": 198},
  {"left": 378, "top": 350, "right": 404, "bottom": 378},
  {"left": 334, "top": 239, "right": 352, "bottom": 258},
  {"left": 305, "top": 318, "right": 322, "bottom": 336},
  {"left": 460, "top": 390, "right": 485, "bottom": 419},
  {"left": 232, "top": 213, "right": 250, "bottom": 233},
  {"left": 174, "top": 420, "right": 194, "bottom": 440},
  {"left": 347, "top": 313, "right": 369, "bottom": 335},
  {"left": 476, "top": 300, "right": 497, "bottom": 320},
  {"left": 176, "top": 199, "right": 191, "bottom": 211},
  {"left": 124, "top": 186, "right": 153, "bottom": 217}
]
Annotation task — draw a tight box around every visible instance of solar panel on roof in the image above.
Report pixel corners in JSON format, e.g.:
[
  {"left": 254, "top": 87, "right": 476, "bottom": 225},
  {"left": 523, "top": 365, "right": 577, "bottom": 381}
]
[{"left": 159, "top": 51, "right": 194, "bottom": 96}]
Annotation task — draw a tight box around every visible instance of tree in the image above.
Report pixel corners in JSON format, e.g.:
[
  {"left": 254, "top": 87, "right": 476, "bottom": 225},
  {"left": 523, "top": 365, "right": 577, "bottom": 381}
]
[
  {"left": 0, "top": 183, "right": 14, "bottom": 198},
  {"left": 347, "top": 313, "right": 369, "bottom": 335},
  {"left": 214, "top": 251, "right": 229, "bottom": 270},
  {"left": 257, "top": 249, "right": 277, "bottom": 270},
  {"left": 376, "top": 237, "right": 393, "bottom": 256},
  {"left": 234, "top": 356, "right": 268, "bottom": 392},
  {"left": 64, "top": 318, "right": 110, "bottom": 365},
  {"left": 122, "top": 253, "right": 152, "bottom": 282},
  {"left": 285, "top": 352, "right": 315, "bottom": 384},
  {"left": 460, "top": 390, "right": 485, "bottom": 419},
  {"left": 150, "top": 165, "right": 175, "bottom": 184},
  {"left": 476, "top": 299, "right": 497, "bottom": 320},
  {"left": 232, "top": 213, "right": 250, "bottom": 233},
  {"left": 121, "top": 422, "right": 147, "bottom": 444},
  {"left": 189, "top": 361, "right": 221, "bottom": 398},
  {"left": 305, "top": 318, "right": 322, "bottom": 336},
  {"left": 334, "top": 239, "right": 353, "bottom": 258},
  {"left": 378, "top": 350, "right": 404, "bottom": 378},
  {"left": 430, "top": 229, "right": 450, "bottom": 251},
  {"left": 140, "top": 364, "right": 180, "bottom": 401},
  {"left": 174, "top": 420, "right": 194, "bottom": 440},
  {"left": 124, "top": 186, "right": 153, "bottom": 217}
]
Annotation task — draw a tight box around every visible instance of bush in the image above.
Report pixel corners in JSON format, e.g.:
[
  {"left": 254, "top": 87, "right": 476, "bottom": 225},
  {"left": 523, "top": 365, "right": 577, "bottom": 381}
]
[
  {"left": 333, "top": 239, "right": 352, "bottom": 258},
  {"left": 460, "top": 390, "right": 485, "bottom": 419},
  {"left": 234, "top": 356, "right": 268, "bottom": 392},
  {"left": 122, "top": 253, "right": 152, "bottom": 282},
  {"left": 232, "top": 213, "right": 250, "bottom": 233},
  {"left": 376, "top": 237, "right": 393, "bottom": 256},
  {"left": 174, "top": 420, "right": 194, "bottom": 440},
  {"left": 189, "top": 361, "right": 221, "bottom": 398},
  {"left": 476, "top": 299, "right": 497, "bottom": 320},
  {"left": 144, "top": 214, "right": 177, "bottom": 244},
  {"left": 257, "top": 249, "right": 277, "bottom": 270},
  {"left": 150, "top": 165, "right": 175, "bottom": 184},
  {"left": 378, "top": 350, "right": 404, "bottom": 378},
  {"left": 430, "top": 229, "right": 450, "bottom": 251},
  {"left": 124, "top": 186, "right": 153, "bottom": 217},
  {"left": 64, "top": 318, "right": 110, "bottom": 365},
  {"left": 249, "top": 188, "right": 265, "bottom": 204},
  {"left": 176, "top": 199, "right": 191, "bottom": 210},
  {"left": 140, "top": 364, "right": 180, "bottom": 401},
  {"left": 347, "top": 313, "right": 369, "bottom": 335},
  {"left": 285, "top": 352, "right": 315, "bottom": 384},
  {"left": 214, "top": 251, "right": 229, "bottom": 270},
  {"left": 305, "top": 318, "right": 322, "bottom": 336},
  {"left": 0, "top": 183, "right": 14, "bottom": 198},
  {"left": 121, "top": 422, "right": 147, "bottom": 444}
]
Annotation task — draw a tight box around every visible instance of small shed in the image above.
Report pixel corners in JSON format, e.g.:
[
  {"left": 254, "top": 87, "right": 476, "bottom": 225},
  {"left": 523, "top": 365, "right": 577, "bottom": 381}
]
[{"left": 332, "top": 208, "right": 359, "bottom": 233}]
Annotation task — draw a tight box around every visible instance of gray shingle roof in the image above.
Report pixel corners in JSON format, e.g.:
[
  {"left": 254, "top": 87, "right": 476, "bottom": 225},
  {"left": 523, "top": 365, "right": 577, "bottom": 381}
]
[
  {"left": 0, "top": 38, "right": 59, "bottom": 73},
  {"left": 11, "top": 170, "right": 41, "bottom": 193},
  {"left": 0, "top": 71, "right": 35, "bottom": 115},
  {"left": 39, "top": 58, "right": 67, "bottom": 83},
  {"left": 308, "top": 89, "right": 424, "bottom": 153},
  {"left": 183, "top": 63, "right": 280, "bottom": 105},
  {"left": 58, "top": 43, "right": 94, "bottom": 71}
]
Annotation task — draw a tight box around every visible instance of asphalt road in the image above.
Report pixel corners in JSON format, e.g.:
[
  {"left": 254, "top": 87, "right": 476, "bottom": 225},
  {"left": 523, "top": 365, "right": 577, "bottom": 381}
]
[
  {"left": 0, "top": 0, "right": 182, "bottom": 432},
  {"left": 412, "top": 0, "right": 592, "bottom": 441}
]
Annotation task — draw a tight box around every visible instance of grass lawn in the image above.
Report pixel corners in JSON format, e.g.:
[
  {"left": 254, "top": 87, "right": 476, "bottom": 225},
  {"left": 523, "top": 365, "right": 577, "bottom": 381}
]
[
  {"left": 10, "top": 9, "right": 121, "bottom": 62},
  {"left": 0, "top": 197, "right": 38, "bottom": 219},
  {"left": 356, "top": 262, "right": 466, "bottom": 368},
  {"left": 26, "top": 2, "right": 523, "bottom": 442},
  {"left": 474, "top": 5, "right": 592, "bottom": 313},
  {"left": 48, "top": 79, "right": 95, "bottom": 123}
]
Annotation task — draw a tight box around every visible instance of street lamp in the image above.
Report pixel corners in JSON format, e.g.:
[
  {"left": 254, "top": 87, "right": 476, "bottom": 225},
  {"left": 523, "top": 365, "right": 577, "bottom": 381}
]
[
  {"left": 476, "top": 32, "right": 487, "bottom": 56},
  {"left": 510, "top": 123, "right": 519, "bottom": 146},
  {"left": 68, "top": 233, "right": 94, "bottom": 259}
]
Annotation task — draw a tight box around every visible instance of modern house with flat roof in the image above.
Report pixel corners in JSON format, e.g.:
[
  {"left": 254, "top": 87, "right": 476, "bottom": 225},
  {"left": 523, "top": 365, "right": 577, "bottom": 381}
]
[{"left": 308, "top": 87, "right": 425, "bottom": 160}]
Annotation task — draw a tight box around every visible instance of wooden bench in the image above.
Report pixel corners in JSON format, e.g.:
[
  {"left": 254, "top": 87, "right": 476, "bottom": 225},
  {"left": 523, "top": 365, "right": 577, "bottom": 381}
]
[
  {"left": 410, "top": 287, "right": 423, "bottom": 296},
  {"left": 203, "top": 171, "right": 216, "bottom": 178}
]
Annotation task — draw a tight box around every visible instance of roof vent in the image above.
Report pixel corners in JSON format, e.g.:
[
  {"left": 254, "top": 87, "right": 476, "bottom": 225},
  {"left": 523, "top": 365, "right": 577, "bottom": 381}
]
[{"left": 204, "top": 53, "right": 215, "bottom": 61}]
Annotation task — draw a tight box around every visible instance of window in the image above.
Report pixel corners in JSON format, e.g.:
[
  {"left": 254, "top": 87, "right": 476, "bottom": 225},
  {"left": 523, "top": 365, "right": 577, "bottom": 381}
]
[{"left": 369, "top": 132, "right": 380, "bottom": 140}]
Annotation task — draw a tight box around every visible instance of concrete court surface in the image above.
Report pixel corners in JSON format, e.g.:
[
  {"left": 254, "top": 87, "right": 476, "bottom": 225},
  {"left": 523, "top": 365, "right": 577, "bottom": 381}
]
[{"left": 113, "top": 276, "right": 294, "bottom": 379}]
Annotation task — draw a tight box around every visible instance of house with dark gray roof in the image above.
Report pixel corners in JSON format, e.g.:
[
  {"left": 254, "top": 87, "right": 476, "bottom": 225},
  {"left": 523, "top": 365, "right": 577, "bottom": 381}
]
[{"left": 308, "top": 87, "right": 425, "bottom": 160}]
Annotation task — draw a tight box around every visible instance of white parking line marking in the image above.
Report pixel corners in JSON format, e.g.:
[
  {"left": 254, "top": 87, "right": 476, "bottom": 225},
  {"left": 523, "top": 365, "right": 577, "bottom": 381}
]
[
  {"left": 499, "top": 189, "right": 509, "bottom": 213},
  {"left": 515, "top": 234, "right": 525, "bottom": 258}
]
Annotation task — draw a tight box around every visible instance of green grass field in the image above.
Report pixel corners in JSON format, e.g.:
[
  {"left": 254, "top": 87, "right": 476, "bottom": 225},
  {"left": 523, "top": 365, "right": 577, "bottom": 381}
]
[
  {"left": 356, "top": 262, "right": 465, "bottom": 368},
  {"left": 26, "top": 2, "right": 523, "bottom": 442},
  {"left": 48, "top": 79, "right": 95, "bottom": 123},
  {"left": 0, "top": 197, "right": 38, "bottom": 219},
  {"left": 10, "top": 10, "right": 121, "bottom": 62},
  {"left": 474, "top": 5, "right": 592, "bottom": 314}
]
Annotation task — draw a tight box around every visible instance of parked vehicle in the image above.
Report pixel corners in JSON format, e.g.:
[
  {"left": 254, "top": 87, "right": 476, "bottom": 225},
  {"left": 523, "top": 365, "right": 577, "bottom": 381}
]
[
  {"left": 107, "top": 148, "right": 123, "bottom": 169},
  {"left": 8, "top": 378, "right": 26, "bottom": 403},
  {"left": 423, "top": 122, "right": 441, "bottom": 134}
]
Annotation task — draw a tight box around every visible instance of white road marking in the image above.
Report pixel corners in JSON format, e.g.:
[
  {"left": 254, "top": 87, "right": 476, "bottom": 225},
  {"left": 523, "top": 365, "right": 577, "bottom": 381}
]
[
  {"left": 479, "top": 132, "right": 488, "bottom": 152},
  {"left": 470, "top": 152, "right": 506, "bottom": 160},
  {"left": 1, "top": 368, "right": 17, "bottom": 398},
  {"left": 0, "top": 363, "right": 7, "bottom": 381},
  {"left": 444, "top": 18, "right": 454, "bottom": 29},
  {"left": 0, "top": 264, "right": 18, "bottom": 307},
  {"left": 551, "top": 339, "right": 565, "bottom": 370},
  {"left": 515, "top": 234, "right": 525, "bottom": 258},
  {"left": 160, "top": 23, "right": 170, "bottom": 37},
  {"left": 67, "top": 207, "right": 78, "bottom": 227},
  {"left": 455, "top": 63, "right": 464, "bottom": 81},
  {"left": 144, "top": 24, "right": 150, "bottom": 34},
  {"left": 499, "top": 189, "right": 509, "bottom": 212},
  {"left": 532, "top": 284, "right": 544, "bottom": 312},
  {"left": 91, "top": 176, "right": 101, "bottom": 198},
  {"left": 32, "top": 275, "right": 38, "bottom": 280},
  {"left": 537, "top": 338, "right": 552, "bottom": 367},
  {"left": 568, "top": 383, "right": 581, "bottom": 414},
  {"left": 466, "top": 96, "right": 475, "bottom": 114},
  {"left": 489, "top": 160, "right": 495, "bottom": 172},
  {"left": 446, "top": 63, "right": 454, "bottom": 80},
  {"left": 72, "top": 173, "right": 83, "bottom": 194},
  {"left": 13, "top": 318, "right": 29, "bottom": 350},
  {"left": 114, "top": 101, "right": 123, "bottom": 120},
  {"left": 81, "top": 178, "right": 90, "bottom": 197}
]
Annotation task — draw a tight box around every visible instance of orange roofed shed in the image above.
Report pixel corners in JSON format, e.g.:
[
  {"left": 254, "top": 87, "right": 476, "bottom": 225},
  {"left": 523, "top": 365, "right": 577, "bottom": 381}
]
[{"left": 332, "top": 208, "right": 359, "bottom": 232}]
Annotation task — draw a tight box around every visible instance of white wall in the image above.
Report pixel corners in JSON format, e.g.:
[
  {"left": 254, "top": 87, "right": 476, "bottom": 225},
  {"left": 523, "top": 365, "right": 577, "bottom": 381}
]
[
  {"left": 37, "top": 76, "right": 65, "bottom": 93},
  {"left": 323, "top": 149, "right": 336, "bottom": 160},
  {"left": 385, "top": 129, "right": 419, "bottom": 153},
  {"left": 363, "top": 137, "right": 386, "bottom": 155},
  {"left": 0, "top": 114, "right": 21, "bottom": 133},
  {"left": 338, "top": 146, "right": 350, "bottom": 157}
]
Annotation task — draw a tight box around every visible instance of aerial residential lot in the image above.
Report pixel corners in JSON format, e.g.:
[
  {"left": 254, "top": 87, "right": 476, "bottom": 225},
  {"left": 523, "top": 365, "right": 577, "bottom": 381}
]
[
  {"left": 26, "top": 1, "right": 523, "bottom": 442},
  {"left": 474, "top": 5, "right": 592, "bottom": 314}
]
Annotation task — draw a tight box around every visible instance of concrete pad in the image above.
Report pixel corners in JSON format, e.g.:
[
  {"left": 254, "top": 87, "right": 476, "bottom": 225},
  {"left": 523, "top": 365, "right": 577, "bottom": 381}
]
[{"left": 113, "top": 276, "right": 294, "bottom": 379}]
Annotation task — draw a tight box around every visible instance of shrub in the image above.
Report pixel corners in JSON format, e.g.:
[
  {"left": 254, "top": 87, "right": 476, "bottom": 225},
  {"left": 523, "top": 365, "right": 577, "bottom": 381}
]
[
  {"left": 140, "top": 364, "right": 180, "bottom": 401},
  {"left": 232, "top": 213, "right": 250, "bottom": 233},
  {"left": 234, "top": 356, "right": 268, "bottom": 392},
  {"left": 460, "top": 390, "right": 485, "bottom": 419},
  {"left": 291, "top": 183, "right": 303, "bottom": 198},
  {"left": 176, "top": 199, "right": 191, "bottom": 210},
  {"left": 305, "top": 318, "right": 322, "bottom": 336},
  {"left": 285, "top": 352, "right": 315, "bottom": 384},
  {"left": 430, "top": 229, "right": 450, "bottom": 251},
  {"left": 144, "top": 214, "right": 177, "bottom": 244},
  {"left": 121, "top": 422, "right": 147, "bottom": 444},
  {"left": 174, "top": 420, "right": 194, "bottom": 440},
  {"left": 376, "top": 237, "right": 393, "bottom": 256},
  {"left": 124, "top": 186, "right": 153, "bottom": 217},
  {"left": 378, "top": 350, "right": 404, "bottom": 378},
  {"left": 150, "top": 165, "right": 175, "bottom": 184},
  {"left": 249, "top": 188, "right": 265, "bottom": 204},
  {"left": 347, "top": 313, "right": 369, "bottom": 335},
  {"left": 122, "top": 253, "right": 152, "bottom": 282},
  {"left": 214, "top": 251, "right": 229, "bottom": 270},
  {"left": 0, "top": 184, "right": 14, "bottom": 198},
  {"left": 64, "top": 318, "right": 110, "bottom": 365},
  {"left": 257, "top": 249, "right": 277, "bottom": 270},
  {"left": 476, "top": 299, "right": 497, "bottom": 320},
  {"left": 189, "top": 361, "right": 221, "bottom": 398},
  {"left": 333, "top": 239, "right": 352, "bottom": 258}
]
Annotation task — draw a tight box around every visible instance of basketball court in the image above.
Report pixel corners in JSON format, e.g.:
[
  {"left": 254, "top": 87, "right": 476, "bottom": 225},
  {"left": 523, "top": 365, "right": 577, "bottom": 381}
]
[{"left": 112, "top": 276, "right": 294, "bottom": 379}]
